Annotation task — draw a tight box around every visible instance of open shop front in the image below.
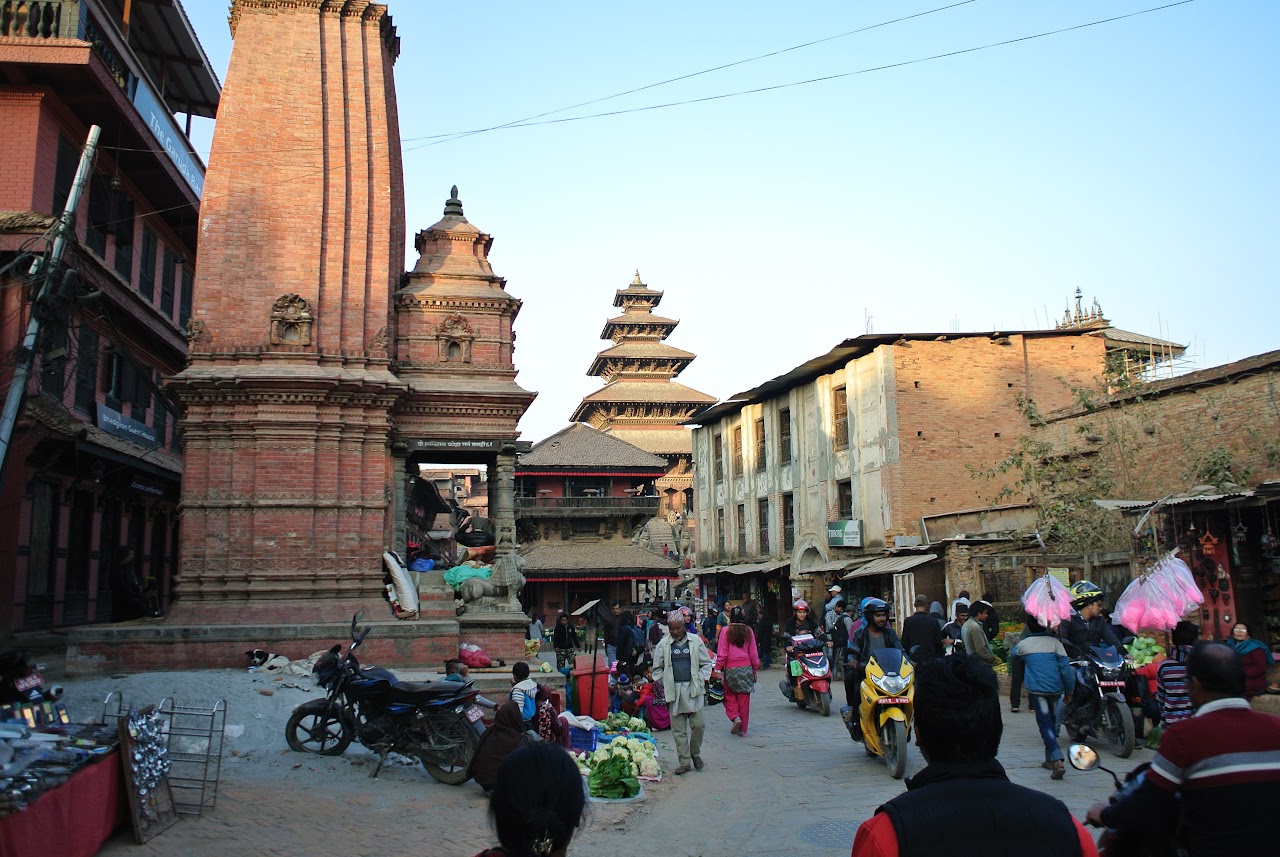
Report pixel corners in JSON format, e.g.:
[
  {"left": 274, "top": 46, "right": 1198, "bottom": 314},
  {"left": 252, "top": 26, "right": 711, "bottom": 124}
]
[
  {"left": 1107, "top": 484, "right": 1280, "bottom": 647},
  {"left": 801, "top": 552, "right": 942, "bottom": 631},
  {"left": 693, "top": 560, "right": 789, "bottom": 660}
]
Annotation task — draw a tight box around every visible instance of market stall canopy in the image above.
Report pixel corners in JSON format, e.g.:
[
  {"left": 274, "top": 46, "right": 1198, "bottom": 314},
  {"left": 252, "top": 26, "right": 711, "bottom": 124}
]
[{"left": 841, "top": 553, "right": 939, "bottom": 580}]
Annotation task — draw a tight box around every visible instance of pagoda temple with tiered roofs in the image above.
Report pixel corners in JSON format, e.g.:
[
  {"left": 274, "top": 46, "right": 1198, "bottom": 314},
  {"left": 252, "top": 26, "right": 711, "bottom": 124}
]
[{"left": 571, "top": 272, "right": 715, "bottom": 518}]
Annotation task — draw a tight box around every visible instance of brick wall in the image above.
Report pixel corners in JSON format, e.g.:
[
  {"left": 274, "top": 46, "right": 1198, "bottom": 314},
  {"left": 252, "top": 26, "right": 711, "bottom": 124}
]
[
  {"left": 885, "top": 333, "right": 1106, "bottom": 539},
  {"left": 1034, "top": 350, "right": 1280, "bottom": 496}
]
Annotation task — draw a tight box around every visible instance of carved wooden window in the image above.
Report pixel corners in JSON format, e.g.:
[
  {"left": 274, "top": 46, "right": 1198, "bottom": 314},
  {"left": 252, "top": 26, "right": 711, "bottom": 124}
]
[
  {"left": 754, "top": 417, "right": 766, "bottom": 472},
  {"left": 758, "top": 497, "right": 770, "bottom": 554},
  {"left": 779, "top": 408, "right": 793, "bottom": 465},
  {"left": 833, "top": 387, "right": 849, "bottom": 451},
  {"left": 269, "top": 294, "right": 313, "bottom": 345}
]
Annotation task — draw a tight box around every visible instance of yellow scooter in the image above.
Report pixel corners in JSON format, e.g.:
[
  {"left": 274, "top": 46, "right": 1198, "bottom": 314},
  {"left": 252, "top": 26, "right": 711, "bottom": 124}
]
[{"left": 855, "top": 648, "right": 915, "bottom": 779}]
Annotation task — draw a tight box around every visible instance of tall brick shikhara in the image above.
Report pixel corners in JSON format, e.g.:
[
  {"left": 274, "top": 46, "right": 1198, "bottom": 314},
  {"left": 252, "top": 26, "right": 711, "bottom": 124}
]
[{"left": 167, "top": 0, "right": 408, "bottom": 621}]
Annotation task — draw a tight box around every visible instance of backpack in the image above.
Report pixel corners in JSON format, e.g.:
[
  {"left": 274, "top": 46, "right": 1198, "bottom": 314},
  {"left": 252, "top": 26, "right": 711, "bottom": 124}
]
[
  {"left": 519, "top": 689, "right": 538, "bottom": 722},
  {"left": 830, "top": 615, "right": 849, "bottom": 648}
]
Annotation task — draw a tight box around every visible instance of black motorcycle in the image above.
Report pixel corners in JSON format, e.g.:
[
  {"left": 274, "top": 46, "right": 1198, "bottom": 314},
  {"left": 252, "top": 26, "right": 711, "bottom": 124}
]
[
  {"left": 1069, "top": 743, "right": 1183, "bottom": 856},
  {"left": 285, "top": 613, "right": 486, "bottom": 784},
  {"left": 1063, "top": 644, "right": 1136, "bottom": 758}
]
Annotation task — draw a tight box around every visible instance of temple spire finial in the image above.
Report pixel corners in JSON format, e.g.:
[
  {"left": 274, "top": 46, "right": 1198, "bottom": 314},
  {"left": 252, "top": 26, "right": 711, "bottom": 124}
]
[
  {"left": 443, "top": 185, "right": 465, "bottom": 218},
  {"left": 632, "top": 269, "right": 643, "bottom": 285}
]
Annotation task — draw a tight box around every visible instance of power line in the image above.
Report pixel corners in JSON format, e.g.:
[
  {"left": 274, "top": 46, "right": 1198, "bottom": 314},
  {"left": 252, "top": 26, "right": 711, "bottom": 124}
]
[
  {"left": 425, "top": 0, "right": 1197, "bottom": 136},
  {"left": 96, "top": 0, "right": 981, "bottom": 159},
  {"left": 90, "top": 0, "right": 1197, "bottom": 229}
]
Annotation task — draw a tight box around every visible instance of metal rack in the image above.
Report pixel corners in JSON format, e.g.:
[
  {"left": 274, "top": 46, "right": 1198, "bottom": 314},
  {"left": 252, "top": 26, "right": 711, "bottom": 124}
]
[
  {"left": 99, "top": 690, "right": 131, "bottom": 725},
  {"left": 156, "top": 697, "right": 226, "bottom": 817}
]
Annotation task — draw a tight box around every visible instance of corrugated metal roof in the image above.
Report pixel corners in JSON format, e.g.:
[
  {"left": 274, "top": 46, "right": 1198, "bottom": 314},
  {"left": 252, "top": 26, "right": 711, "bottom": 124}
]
[
  {"left": 841, "top": 553, "right": 939, "bottom": 579},
  {"left": 799, "top": 555, "right": 882, "bottom": 575},
  {"left": 705, "top": 560, "right": 790, "bottom": 576},
  {"left": 1096, "top": 492, "right": 1256, "bottom": 511}
]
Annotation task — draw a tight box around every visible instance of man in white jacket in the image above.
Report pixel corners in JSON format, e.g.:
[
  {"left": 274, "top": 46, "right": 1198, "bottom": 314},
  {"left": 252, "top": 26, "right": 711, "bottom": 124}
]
[{"left": 653, "top": 614, "right": 713, "bottom": 775}]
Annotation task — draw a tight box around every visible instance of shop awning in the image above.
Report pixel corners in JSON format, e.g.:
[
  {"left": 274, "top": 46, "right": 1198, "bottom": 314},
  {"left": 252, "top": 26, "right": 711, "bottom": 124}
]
[
  {"left": 841, "top": 553, "right": 939, "bottom": 580},
  {"left": 801, "top": 555, "right": 880, "bottom": 575},
  {"left": 711, "top": 560, "right": 790, "bottom": 576},
  {"left": 530, "top": 573, "right": 680, "bottom": 582}
]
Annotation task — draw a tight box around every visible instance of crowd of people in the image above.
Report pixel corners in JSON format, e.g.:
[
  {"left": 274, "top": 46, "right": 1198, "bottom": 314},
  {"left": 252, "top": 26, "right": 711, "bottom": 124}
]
[{"left": 468, "top": 582, "right": 1280, "bottom": 856}]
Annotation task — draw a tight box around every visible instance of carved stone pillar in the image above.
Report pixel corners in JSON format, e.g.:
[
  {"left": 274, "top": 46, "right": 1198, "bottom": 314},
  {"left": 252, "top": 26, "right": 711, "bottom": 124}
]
[
  {"left": 492, "top": 449, "right": 518, "bottom": 558},
  {"left": 390, "top": 452, "right": 409, "bottom": 555}
]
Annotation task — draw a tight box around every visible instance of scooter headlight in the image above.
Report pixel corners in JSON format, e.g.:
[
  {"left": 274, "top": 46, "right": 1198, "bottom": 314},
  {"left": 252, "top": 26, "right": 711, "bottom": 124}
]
[{"left": 875, "top": 674, "right": 908, "bottom": 695}]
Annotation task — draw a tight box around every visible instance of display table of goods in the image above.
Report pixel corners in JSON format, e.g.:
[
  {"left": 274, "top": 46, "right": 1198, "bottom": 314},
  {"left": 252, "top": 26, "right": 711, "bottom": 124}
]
[{"left": 0, "top": 719, "right": 126, "bottom": 857}]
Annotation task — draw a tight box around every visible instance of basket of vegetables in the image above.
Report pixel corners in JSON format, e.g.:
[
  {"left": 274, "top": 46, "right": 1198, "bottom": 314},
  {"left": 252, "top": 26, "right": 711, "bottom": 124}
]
[{"left": 572, "top": 735, "right": 661, "bottom": 800}]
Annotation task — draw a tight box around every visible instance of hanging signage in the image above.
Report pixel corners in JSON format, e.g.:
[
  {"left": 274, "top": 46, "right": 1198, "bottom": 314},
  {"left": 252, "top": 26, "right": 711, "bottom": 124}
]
[
  {"left": 97, "top": 404, "right": 159, "bottom": 448},
  {"left": 827, "top": 519, "right": 863, "bottom": 548},
  {"left": 131, "top": 79, "right": 205, "bottom": 197}
]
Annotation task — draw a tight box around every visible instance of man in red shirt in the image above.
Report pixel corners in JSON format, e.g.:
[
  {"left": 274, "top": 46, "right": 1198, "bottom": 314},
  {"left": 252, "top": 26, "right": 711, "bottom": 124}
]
[
  {"left": 851, "top": 655, "right": 1095, "bottom": 857},
  {"left": 1087, "top": 641, "right": 1280, "bottom": 856}
]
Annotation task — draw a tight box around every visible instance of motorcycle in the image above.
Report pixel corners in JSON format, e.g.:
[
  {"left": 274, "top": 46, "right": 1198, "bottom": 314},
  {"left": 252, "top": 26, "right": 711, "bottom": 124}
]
[
  {"left": 1063, "top": 644, "right": 1136, "bottom": 758},
  {"left": 0, "top": 650, "right": 63, "bottom": 705},
  {"left": 778, "top": 632, "right": 832, "bottom": 716},
  {"left": 842, "top": 648, "right": 915, "bottom": 779},
  {"left": 1068, "top": 743, "right": 1182, "bottom": 856},
  {"left": 285, "top": 613, "right": 487, "bottom": 784}
]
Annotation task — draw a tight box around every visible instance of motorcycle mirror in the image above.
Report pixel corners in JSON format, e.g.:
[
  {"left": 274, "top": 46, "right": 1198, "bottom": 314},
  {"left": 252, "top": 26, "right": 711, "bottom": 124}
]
[
  {"left": 351, "top": 611, "right": 371, "bottom": 640},
  {"left": 1067, "top": 744, "right": 1099, "bottom": 771}
]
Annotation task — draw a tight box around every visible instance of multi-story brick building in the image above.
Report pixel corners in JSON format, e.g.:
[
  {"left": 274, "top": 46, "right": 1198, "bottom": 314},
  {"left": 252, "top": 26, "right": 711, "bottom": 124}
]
[
  {"left": 689, "top": 329, "right": 1109, "bottom": 615},
  {"left": 0, "top": 0, "right": 218, "bottom": 634}
]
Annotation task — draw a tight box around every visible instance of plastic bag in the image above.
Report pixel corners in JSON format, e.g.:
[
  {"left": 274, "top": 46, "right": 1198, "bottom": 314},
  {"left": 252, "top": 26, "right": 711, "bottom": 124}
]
[
  {"left": 1021, "top": 575, "right": 1074, "bottom": 630},
  {"left": 459, "top": 646, "right": 492, "bottom": 668}
]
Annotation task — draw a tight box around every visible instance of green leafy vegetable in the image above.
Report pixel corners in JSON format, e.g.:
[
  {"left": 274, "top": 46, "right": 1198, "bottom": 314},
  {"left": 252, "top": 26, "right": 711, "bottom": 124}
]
[{"left": 587, "top": 753, "right": 640, "bottom": 799}]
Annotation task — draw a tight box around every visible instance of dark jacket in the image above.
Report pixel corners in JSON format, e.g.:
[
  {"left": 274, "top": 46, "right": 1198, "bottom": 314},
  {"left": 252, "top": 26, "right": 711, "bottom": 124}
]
[
  {"left": 1060, "top": 613, "right": 1119, "bottom": 655},
  {"left": 468, "top": 702, "right": 529, "bottom": 791},
  {"left": 877, "top": 759, "right": 1084, "bottom": 857},
  {"left": 551, "top": 621, "right": 575, "bottom": 650},
  {"left": 900, "top": 611, "right": 944, "bottom": 660},
  {"left": 847, "top": 623, "right": 902, "bottom": 668}
]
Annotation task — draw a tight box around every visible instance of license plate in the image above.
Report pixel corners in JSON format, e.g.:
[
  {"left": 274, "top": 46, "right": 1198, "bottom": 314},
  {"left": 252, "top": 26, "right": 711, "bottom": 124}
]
[
  {"left": 464, "top": 705, "right": 484, "bottom": 723},
  {"left": 1098, "top": 680, "right": 1125, "bottom": 687},
  {"left": 13, "top": 673, "right": 41, "bottom": 692},
  {"left": 878, "top": 697, "right": 910, "bottom": 705}
]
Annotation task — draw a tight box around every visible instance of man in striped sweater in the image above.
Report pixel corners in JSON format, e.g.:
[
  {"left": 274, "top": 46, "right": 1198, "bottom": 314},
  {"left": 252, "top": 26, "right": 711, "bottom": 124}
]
[
  {"left": 1155, "top": 620, "right": 1198, "bottom": 725},
  {"left": 1087, "top": 642, "right": 1280, "bottom": 856}
]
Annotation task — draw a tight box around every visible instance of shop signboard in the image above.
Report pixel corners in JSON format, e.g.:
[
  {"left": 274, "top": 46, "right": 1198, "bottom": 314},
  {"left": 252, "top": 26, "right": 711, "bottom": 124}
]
[
  {"left": 97, "top": 404, "right": 159, "bottom": 448},
  {"left": 827, "top": 519, "right": 863, "bottom": 548}
]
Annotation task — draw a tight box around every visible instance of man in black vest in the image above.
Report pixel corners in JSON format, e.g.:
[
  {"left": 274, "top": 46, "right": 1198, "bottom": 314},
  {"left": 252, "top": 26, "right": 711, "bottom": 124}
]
[{"left": 851, "top": 655, "right": 1096, "bottom": 856}]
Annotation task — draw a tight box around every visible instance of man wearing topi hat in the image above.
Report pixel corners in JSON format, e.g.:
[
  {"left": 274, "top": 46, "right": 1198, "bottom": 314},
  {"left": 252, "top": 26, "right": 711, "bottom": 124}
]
[{"left": 825, "top": 584, "right": 843, "bottom": 617}]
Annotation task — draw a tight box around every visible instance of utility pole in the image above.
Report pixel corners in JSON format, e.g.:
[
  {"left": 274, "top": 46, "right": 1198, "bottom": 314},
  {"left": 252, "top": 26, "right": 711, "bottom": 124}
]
[{"left": 0, "top": 124, "right": 101, "bottom": 489}]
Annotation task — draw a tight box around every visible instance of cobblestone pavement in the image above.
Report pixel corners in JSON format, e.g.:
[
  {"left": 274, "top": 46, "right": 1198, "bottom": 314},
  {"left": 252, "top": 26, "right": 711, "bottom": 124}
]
[{"left": 97, "top": 666, "right": 1148, "bottom": 856}]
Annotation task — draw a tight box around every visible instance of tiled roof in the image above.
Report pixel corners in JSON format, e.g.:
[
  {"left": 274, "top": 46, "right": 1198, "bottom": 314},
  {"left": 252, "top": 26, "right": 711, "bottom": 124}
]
[
  {"left": 519, "top": 423, "right": 669, "bottom": 468},
  {"left": 579, "top": 380, "right": 717, "bottom": 405},
  {"left": 604, "top": 312, "right": 678, "bottom": 328},
  {"left": 592, "top": 342, "right": 695, "bottom": 361},
  {"left": 520, "top": 542, "right": 681, "bottom": 572},
  {"left": 0, "top": 210, "right": 55, "bottom": 231},
  {"left": 605, "top": 427, "right": 693, "bottom": 455}
]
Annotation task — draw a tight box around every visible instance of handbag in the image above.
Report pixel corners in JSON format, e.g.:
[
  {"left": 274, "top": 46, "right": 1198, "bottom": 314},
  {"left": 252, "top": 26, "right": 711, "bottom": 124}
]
[{"left": 725, "top": 665, "right": 756, "bottom": 694}]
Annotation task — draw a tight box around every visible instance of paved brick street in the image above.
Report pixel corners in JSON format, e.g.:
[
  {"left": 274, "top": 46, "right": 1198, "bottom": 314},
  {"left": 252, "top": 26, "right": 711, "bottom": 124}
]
[{"left": 95, "top": 665, "right": 1148, "bottom": 856}]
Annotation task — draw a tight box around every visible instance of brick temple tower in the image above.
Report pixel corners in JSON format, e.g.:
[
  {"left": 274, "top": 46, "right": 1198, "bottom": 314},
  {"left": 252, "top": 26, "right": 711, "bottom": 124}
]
[
  {"left": 572, "top": 272, "right": 714, "bottom": 518},
  {"left": 162, "top": 0, "right": 407, "bottom": 625}
]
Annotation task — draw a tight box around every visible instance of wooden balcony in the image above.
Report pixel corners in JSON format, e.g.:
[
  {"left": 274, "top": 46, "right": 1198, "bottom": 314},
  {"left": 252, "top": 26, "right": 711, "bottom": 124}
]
[{"left": 516, "top": 495, "right": 661, "bottom": 518}]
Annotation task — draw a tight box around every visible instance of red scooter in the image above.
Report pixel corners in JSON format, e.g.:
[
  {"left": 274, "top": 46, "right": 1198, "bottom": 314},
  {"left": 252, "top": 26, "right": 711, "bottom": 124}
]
[{"left": 777, "top": 633, "right": 832, "bottom": 716}]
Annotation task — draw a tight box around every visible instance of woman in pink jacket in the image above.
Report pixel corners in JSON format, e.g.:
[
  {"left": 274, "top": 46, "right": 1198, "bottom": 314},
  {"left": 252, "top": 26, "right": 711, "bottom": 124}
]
[{"left": 715, "top": 606, "right": 761, "bottom": 736}]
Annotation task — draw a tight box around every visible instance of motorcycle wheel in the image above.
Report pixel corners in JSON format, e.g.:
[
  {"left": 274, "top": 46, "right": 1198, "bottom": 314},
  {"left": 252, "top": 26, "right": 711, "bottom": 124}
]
[
  {"left": 818, "top": 692, "right": 831, "bottom": 718},
  {"left": 285, "top": 700, "right": 352, "bottom": 756},
  {"left": 418, "top": 716, "right": 481, "bottom": 785},
  {"left": 883, "top": 720, "right": 908, "bottom": 779},
  {"left": 1103, "top": 698, "right": 1136, "bottom": 759}
]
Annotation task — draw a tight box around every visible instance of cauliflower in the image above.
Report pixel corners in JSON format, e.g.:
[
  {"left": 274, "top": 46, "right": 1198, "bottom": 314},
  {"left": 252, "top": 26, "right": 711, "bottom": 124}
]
[
  {"left": 625, "top": 738, "right": 643, "bottom": 753},
  {"left": 629, "top": 717, "right": 646, "bottom": 731},
  {"left": 610, "top": 736, "right": 629, "bottom": 747},
  {"left": 639, "top": 758, "right": 660, "bottom": 777},
  {"left": 592, "top": 748, "right": 609, "bottom": 763}
]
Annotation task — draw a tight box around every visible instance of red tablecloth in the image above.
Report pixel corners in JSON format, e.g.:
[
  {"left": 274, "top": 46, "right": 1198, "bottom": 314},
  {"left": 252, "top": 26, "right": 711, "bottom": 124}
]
[{"left": 0, "top": 749, "right": 125, "bottom": 857}]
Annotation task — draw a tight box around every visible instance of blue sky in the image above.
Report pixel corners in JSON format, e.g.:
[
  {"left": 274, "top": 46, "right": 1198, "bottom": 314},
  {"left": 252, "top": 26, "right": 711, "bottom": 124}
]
[{"left": 183, "top": 1, "right": 1278, "bottom": 442}]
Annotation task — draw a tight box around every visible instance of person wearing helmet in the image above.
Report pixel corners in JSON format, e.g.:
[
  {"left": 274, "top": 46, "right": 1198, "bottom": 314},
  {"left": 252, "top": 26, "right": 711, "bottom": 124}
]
[
  {"left": 842, "top": 598, "right": 902, "bottom": 722},
  {"left": 782, "top": 601, "right": 823, "bottom": 693},
  {"left": 1060, "top": 581, "right": 1119, "bottom": 656}
]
